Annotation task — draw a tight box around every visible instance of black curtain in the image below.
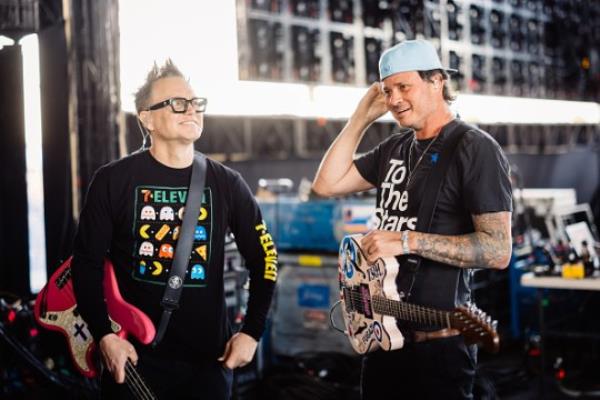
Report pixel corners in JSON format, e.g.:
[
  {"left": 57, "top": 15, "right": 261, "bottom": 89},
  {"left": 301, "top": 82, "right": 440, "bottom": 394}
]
[{"left": 0, "top": 45, "right": 30, "bottom": 296}]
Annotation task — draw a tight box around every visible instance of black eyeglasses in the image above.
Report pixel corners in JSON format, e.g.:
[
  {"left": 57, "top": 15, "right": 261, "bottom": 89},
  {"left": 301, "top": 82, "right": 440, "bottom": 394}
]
[{"left": 146, "top": 97, "right": 207, "bottom": 113}]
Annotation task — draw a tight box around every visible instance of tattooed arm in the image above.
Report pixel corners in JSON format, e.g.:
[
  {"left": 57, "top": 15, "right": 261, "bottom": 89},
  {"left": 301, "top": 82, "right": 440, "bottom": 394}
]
[
  {"left": 411, "top": 211, "right": 512, "bottom": 269},
  {"left": 361, "top": 211, "right": 512, "bottom": 269}
]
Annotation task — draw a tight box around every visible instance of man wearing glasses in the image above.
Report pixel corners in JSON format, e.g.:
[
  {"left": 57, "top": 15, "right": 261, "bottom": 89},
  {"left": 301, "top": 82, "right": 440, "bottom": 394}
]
[{"left": 71, "top": 60, "right": 277, "bottom": 399}]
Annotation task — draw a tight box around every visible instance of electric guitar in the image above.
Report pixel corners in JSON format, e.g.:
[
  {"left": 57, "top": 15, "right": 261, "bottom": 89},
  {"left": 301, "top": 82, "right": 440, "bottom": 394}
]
[
  {"left": 337, "top": 235, "right": 500, "bottom": 355},
  {"left": 34, "top": 257, "right": 158, "bottom": 399}
]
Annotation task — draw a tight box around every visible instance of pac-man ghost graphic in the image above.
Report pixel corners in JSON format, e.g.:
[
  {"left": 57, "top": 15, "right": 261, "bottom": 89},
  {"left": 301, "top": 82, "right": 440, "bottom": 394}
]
[
  {"left": 140, "top": 206, "right": 156, "bottom": 220},
  {"left": 194, "top": 226, "right": 207, "bottom": 241},
  {"left": 191, "top": 264, "right": 205, "bottom": 280},
  {"left": 158, "top": 243, "right": 174, "bottom": 259},
  {"left": 139, "top": 241, "right": 154, "bottom": 256},
  {"left": 159, "top": 206, "right": 175, "bottom": 221}
]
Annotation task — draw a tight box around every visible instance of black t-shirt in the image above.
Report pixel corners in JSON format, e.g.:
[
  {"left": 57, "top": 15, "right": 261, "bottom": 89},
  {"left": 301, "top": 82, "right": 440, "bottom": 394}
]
[
  {"left": 71, "top": 150, "right": 277, "bottom": 363},
  {"left": 354, "top": 119, "right": 512, "bottom": 313}
]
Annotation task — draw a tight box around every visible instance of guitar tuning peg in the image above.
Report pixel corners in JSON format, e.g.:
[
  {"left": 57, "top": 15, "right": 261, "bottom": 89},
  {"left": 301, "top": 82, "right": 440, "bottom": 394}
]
[
  {"left": 492, "top": 320, "right": 498, "bottom": 330},
  {"left": 486, "top": 316, "right": 491, "bottom": 325}
]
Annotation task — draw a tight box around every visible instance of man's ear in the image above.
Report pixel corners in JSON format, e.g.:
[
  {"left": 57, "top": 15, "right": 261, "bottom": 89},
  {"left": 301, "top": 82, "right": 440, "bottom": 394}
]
[{"left": 139, "top": 110, "right": 152, "bottom": 131}]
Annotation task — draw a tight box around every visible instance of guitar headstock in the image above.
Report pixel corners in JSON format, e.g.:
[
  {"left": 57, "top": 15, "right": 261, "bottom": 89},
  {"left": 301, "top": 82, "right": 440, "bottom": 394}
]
[{"left": 450, "top": 304, "right": 499, "bottom": 353}]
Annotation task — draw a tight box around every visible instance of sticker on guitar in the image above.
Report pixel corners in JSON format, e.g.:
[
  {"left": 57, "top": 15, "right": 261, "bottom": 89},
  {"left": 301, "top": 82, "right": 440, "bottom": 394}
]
[{"left": 337, "top": 234, "right": 500, "bottom": 354}]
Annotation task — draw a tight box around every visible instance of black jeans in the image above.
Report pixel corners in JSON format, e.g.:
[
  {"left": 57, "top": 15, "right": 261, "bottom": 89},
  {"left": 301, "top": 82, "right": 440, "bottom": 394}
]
[
  {"left": 361, "top": 335, "right": 477, "bottom": 400},
  {"left": 101, "top": 352, "right": 233, "bottom": 399}
]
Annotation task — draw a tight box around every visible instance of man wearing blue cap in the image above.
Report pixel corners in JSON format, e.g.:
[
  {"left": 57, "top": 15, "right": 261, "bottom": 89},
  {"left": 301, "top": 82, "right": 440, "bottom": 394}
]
[{"left": 312, "top": 40, "right": 512, "bottom": 399}]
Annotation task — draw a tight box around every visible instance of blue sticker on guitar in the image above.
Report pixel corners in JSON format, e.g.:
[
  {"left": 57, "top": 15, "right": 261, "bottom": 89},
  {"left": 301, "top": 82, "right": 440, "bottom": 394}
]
[
  {"left": 373, "top": 321, "right": 383, "bottom": 341},
  {"left": 340, "top": 237, "right": 357, "bottom": 278}
]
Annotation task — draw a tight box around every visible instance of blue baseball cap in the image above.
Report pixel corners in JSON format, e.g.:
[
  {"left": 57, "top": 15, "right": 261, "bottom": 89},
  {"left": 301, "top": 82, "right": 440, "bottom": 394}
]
[{"left": 379, "top": 39, "right": 457, "bottom": 80}]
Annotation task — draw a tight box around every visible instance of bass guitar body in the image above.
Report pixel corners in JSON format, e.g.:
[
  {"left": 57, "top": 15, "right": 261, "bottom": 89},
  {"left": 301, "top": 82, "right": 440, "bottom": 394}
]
[{"left": 34, "top": 257, "right": 156, "bottom": 378}]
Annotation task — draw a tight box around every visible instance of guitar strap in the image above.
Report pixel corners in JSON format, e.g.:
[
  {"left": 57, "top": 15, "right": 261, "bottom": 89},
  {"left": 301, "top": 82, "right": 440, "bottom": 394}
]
[
  {"left": 151, "top": 153, "right": 207, "bottom": 347},
  {"left": 403, "top": 119, "right": 469, "bottom": 300}
]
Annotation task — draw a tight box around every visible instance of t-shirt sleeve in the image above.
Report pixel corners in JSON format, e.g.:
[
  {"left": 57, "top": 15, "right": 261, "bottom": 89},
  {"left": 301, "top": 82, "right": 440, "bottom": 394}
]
[
  {"left": 71, "top": 166, "right": 114, "bottom": 342},
  {"left": 459, "top": 131, "right": 513, "bottom": 214},
  {"left": 354, "top": 134, "right": 398, "bottom": 186},
  {"left": 227, "top": 171, "right": 277, "bottom": 341}
]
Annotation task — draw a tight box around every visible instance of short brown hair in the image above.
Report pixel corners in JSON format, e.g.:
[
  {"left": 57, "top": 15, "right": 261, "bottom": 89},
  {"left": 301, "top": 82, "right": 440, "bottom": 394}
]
[
  {"left": 418, "top": 69, "right": 456, "bottom": 104},
  {"left": 134, "top": 59, "right": 185, "bottom": 113}
]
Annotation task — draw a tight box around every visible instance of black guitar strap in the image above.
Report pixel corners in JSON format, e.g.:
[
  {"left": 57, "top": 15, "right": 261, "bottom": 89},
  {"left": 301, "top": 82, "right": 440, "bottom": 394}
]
[
  {"left": 403, "top": 119, "right": 469, "bottom": 299},
  {"left": 151, "top": 153, "right": 207, "bottom": 347}
]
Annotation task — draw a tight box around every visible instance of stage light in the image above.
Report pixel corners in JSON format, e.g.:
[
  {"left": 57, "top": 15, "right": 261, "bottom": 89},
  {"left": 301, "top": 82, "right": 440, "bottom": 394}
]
[
  {"left": 511, "top": 60, "right": 525, "bottom": 96},
  {"left": 365, "top": 38, "right": 382, "bottom": 83},
  {"left": 490, "top": 10, "right": 505, "bottom": 49},
  {"left": 449, "top": 51, "right": 464, "bottom": 91},
  {"left": 509, "top": 15, "right": 524, "bottom": 52},
  {"left": 292, "top": 25, "right": 321, "bottom": 82},
  {"left": 330, "top": 32, "right": 355, "bottom": 83},
  {"left": 395, "top": 0, "right": 425, "bottom": 38},
  {"left": 329, "top": 0, "right": 353, "bottom": 23},
  {"left": 526, "top": 19, "right": 541, "bottom": 55},
  {"left": 425, "top": 6, "right": 441, "bottom": 38},
  {"left": 527, "top": 62, "right": 542, "bottom": 97},
  {"left": 469, "top": 5, "right": 485, "bottom": 45},
  {"left": 446, "top": 0, "right": 462, "bottom": 41},
  {"left": 248, "top": 19, "right": 284, "bottom": 80},
  {"left": 290, "top": 0, "right": 319, "bottom": 18},
  {"left": 492, "top": 57, "right": 507, "bottom": 94},
  {"left": 361, "top": 0, "right": 387, "bottom": 28},
  {"left": 471, "top": 54, "right": 486, "bottom": 93}
]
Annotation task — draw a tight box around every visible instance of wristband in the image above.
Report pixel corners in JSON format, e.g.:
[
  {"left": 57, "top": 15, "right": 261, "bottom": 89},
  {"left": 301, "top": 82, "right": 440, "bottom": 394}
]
[{"left": 402, "top": 230, "right": 410, "bottom": 255}]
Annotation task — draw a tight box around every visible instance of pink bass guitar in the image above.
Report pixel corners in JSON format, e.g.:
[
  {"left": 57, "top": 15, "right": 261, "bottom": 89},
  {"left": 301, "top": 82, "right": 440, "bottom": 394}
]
[
  {"left": 338, "top": 235, "right": 500, "bottom": 355},
  {"left": 34, "top": 257, "right": 158, "bottom": 399}
]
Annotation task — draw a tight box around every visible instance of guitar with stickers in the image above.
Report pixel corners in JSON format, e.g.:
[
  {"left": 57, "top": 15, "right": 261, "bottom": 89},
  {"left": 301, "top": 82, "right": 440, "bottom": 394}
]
[
  {"left": 337, "top": 234, "right": 500, "bottom": 355},
  {"left": 34, "top": 257, "right": 158, "bottom": 399}
]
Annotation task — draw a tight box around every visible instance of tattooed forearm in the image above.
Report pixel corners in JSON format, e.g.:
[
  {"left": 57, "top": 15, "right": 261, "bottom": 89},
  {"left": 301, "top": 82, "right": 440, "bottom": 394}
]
[{"left": 412, "top": 211, "right": 512, "bottom": 269}]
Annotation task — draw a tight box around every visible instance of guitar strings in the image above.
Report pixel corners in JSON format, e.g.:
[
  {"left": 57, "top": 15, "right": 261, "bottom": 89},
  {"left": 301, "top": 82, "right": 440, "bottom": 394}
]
[
  {"left": 125, "top": 360, "right": 155, "bottom": 400},
  {"left": 125, "top": 361, "right": 155, "bottom": 400},
  {"left": 125, "top": 360, "right": 156, "bottom": 400},
  {"left": 343, "top": 288, "right": 449, "bottom": 327},
  {"left": 124, "top": 362, "right": 150, "bottom": 400}
]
